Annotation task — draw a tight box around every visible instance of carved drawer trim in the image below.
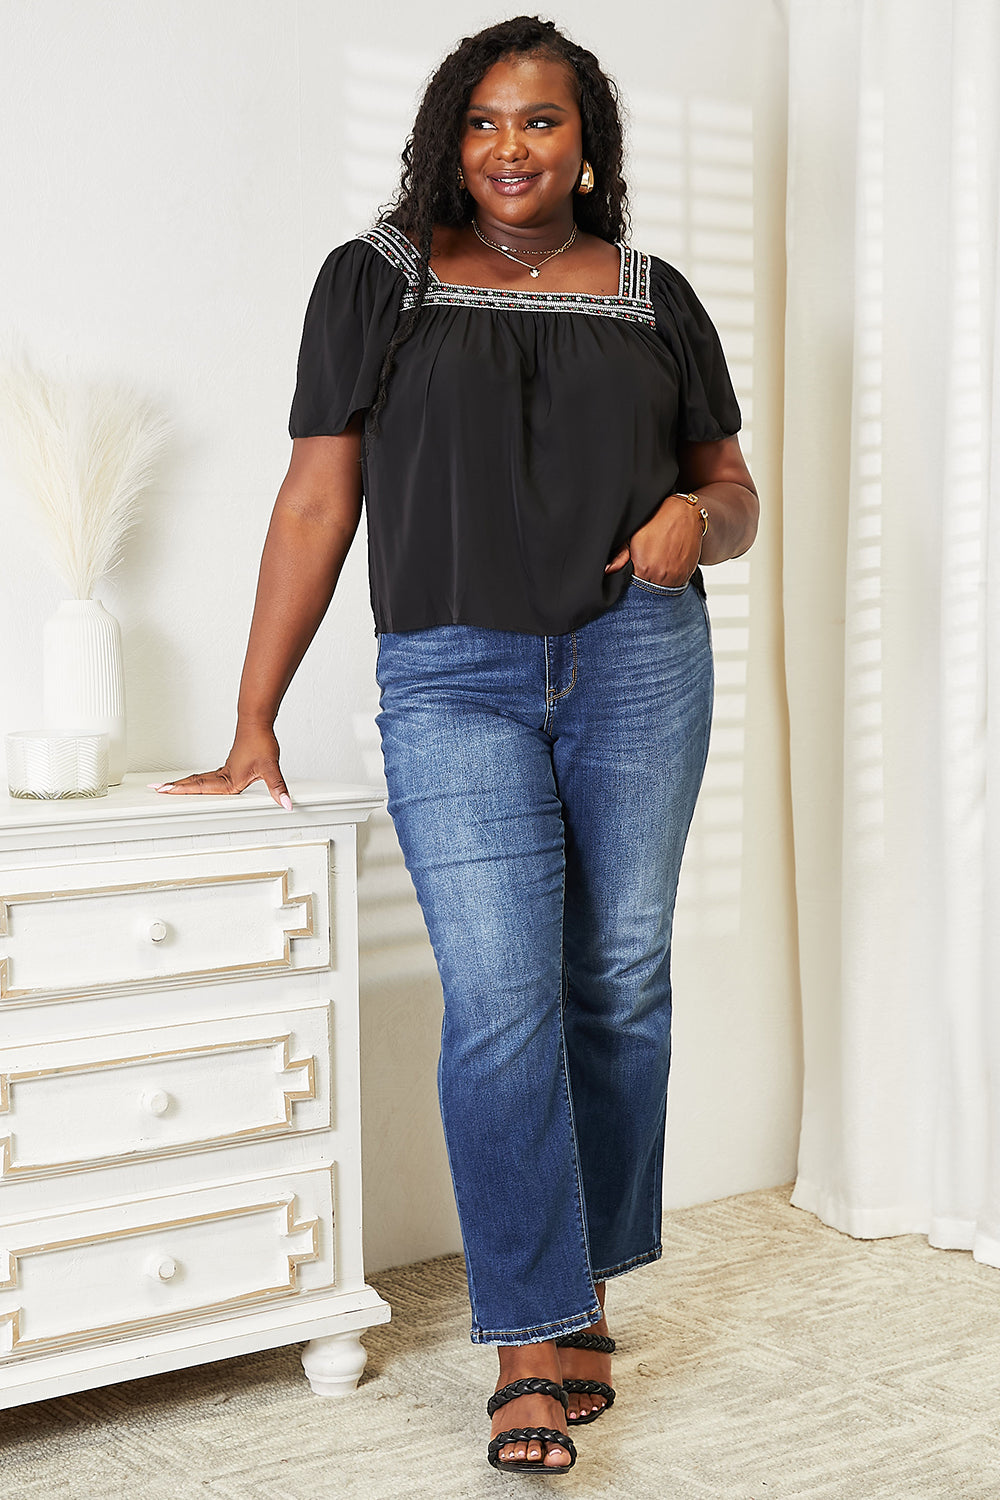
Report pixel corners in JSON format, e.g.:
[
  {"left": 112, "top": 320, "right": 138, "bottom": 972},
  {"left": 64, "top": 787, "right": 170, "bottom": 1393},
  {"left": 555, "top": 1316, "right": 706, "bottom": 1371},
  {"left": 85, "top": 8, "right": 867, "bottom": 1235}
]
[
  {"left": 0, "top": 1011, "right": 328, "bottom": 1179},
  {"left": 0, "top": 842, "right": 331, "bottom": 1004},
  {"left": 0, "top": 1168, "right": 336, "bottom": 1359}
]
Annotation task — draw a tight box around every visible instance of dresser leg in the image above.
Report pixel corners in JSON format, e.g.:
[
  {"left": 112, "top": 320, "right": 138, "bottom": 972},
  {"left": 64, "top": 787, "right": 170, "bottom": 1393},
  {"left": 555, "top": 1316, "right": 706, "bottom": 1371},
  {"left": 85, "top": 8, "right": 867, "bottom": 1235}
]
[{"left": 301, "top": 1331, "right": 369, "bottom": 1396}]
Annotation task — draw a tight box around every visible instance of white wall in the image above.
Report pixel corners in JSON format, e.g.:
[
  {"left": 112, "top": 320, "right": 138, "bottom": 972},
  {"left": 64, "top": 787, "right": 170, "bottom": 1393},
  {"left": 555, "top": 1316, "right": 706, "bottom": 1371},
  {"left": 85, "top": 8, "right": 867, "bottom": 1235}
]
[{"left": 0, "top": 0, "right": 798, "bottom": 1274}]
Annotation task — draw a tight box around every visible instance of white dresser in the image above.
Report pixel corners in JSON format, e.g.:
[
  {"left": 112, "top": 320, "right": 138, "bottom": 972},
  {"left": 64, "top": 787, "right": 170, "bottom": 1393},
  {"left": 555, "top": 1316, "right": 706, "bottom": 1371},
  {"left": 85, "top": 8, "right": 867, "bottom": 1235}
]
[{"left": 0, "top": 774, "right": 389, "bottom": 1410}]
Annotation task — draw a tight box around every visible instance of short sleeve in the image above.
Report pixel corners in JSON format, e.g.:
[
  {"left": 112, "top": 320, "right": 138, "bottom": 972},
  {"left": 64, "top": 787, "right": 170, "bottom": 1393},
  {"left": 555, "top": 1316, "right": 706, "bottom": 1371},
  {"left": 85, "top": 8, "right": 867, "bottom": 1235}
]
[
  {"left": 289, "top": 239, "right": 406, "bottom": 438},
  {"left": 649, "top": 256, "right": 741, "bottom": 443}
]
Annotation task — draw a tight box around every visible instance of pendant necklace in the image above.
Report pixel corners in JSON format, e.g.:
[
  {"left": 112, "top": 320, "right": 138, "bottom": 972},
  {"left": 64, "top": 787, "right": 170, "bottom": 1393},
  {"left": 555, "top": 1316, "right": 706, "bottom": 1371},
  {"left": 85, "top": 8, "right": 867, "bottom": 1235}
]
[{"left": 472, "top": 219, "right": 578, "bottom": 278}]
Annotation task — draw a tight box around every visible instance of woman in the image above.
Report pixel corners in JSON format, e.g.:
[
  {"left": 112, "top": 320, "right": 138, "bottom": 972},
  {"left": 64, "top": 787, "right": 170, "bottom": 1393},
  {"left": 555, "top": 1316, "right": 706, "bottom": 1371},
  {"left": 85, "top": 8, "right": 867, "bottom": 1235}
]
[{"left": 155, "top": 15, "right": 758, "bottom": 1476}]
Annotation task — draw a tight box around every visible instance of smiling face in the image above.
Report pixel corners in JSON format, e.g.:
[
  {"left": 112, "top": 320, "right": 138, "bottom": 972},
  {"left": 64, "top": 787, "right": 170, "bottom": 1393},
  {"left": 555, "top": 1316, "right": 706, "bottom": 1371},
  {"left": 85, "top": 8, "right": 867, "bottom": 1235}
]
[{"left": 459, "top": 52, "right": 584, "bottom": 238}]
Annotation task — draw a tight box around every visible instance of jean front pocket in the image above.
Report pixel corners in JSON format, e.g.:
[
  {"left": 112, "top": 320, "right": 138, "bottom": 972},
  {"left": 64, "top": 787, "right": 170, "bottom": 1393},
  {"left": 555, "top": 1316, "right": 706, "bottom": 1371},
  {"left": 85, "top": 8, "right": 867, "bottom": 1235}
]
[{"left": 629, "top": 574, "right": 690, "bottom": 596}]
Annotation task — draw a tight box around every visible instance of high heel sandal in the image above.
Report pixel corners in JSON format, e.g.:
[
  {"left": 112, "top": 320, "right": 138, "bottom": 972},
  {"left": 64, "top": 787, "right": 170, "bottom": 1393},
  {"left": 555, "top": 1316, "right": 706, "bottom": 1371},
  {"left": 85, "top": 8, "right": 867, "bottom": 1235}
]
[
  {"left": 486, "top": 1377, "right": 578, "bottom": 1473},
  {"left": 554, "top": 1331, "right": 617, "bottom": 1424}
]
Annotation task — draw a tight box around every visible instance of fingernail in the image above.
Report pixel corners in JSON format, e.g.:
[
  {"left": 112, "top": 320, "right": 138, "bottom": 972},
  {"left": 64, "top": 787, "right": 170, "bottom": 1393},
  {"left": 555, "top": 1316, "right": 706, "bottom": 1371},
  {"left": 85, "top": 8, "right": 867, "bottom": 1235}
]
[
  {"left": 147, "top": 783, "right": 162, "bottom": 789},
  {"left": 279, "top": 793, "right": 293, "bottom": 811},
  {"left": 158, "top": 783, "right": 174, "bottom": 792}
]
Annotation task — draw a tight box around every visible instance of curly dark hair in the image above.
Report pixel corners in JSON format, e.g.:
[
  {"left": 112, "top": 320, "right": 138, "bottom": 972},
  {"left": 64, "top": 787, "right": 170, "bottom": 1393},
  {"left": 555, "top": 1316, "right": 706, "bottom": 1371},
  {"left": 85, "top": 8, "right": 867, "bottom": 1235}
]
[{"left": 368, "top": 15, "right": 630, "bottom": 432}]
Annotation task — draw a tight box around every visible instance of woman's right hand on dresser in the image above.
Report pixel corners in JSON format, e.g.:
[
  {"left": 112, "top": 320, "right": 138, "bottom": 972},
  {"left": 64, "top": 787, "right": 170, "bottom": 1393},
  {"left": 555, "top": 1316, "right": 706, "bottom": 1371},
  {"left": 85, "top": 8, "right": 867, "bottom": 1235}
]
[{"left": 149, "top": 722, "right": 292, "bottom": 809}]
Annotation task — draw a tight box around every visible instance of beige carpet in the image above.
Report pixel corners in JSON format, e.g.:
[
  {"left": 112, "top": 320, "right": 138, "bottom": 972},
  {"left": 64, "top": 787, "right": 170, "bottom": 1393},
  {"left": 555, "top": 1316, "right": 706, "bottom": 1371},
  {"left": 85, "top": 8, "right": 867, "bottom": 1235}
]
[{"left": 3, "top": 1185, "right": 999, "bottom": 1499}]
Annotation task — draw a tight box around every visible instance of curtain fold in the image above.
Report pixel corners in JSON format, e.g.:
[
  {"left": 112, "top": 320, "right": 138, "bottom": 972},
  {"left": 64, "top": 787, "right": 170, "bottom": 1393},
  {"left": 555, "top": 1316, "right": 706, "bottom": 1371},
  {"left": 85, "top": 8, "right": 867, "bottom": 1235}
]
[{"left": 783, "top": 0, "right": 1000, "bottom": 1261}]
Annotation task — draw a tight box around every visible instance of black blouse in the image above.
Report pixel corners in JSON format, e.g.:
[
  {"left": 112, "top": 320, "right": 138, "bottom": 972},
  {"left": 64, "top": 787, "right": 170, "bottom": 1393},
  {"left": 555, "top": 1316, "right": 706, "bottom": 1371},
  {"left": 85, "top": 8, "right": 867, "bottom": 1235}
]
[{"left": 289, "top": 222, "right": 740, "bottom": 636}]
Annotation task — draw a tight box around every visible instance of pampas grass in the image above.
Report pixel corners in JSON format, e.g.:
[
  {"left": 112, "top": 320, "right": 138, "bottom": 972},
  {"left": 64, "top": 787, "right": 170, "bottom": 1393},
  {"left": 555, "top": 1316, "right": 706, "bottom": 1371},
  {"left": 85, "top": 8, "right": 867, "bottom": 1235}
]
[{"left": 0, "top": 357, "right": 170, "bottom": 600}]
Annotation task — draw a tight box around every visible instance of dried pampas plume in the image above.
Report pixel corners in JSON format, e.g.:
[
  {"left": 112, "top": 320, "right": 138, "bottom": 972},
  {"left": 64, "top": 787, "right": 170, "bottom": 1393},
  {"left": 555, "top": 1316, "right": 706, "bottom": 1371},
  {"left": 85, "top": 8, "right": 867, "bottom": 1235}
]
[{"left": 0, "top": 357, "right": 170, "bottom": 600}]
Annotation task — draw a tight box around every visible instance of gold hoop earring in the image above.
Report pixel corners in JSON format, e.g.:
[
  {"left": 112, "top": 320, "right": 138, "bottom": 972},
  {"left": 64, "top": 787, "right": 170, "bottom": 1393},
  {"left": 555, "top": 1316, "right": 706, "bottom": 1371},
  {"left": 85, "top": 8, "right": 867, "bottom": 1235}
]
[{"left": 576, "top": 160, "right": 595, "bottom": 195}]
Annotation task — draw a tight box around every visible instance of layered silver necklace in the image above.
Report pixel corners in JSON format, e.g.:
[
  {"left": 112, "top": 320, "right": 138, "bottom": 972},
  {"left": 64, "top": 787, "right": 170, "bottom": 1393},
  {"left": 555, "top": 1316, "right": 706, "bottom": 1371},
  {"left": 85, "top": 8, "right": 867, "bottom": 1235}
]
[{"left": 472, "top": 219, "right": 578, "bottom": 278}]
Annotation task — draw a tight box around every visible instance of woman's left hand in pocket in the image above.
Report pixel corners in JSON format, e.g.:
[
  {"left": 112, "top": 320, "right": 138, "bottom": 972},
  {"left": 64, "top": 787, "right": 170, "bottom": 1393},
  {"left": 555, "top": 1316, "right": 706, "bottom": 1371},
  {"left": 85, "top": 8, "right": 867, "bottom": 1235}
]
[{"left": 604, "top": 492, "right": 705, "bottom": 587}]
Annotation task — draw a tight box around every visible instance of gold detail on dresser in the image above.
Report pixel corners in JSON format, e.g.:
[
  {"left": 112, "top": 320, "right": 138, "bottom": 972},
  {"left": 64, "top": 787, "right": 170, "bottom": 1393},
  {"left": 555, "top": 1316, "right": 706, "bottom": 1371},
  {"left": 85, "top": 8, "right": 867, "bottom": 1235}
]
[
  {"left": 0, "top": 1188, "right": 328, "bottom": 1358},
  {"left": 0, "top": 1030, "right": 323, "bottom": 1180},
  {"left": 0, "top": 842, "right": 329, "bottom": 1004}
]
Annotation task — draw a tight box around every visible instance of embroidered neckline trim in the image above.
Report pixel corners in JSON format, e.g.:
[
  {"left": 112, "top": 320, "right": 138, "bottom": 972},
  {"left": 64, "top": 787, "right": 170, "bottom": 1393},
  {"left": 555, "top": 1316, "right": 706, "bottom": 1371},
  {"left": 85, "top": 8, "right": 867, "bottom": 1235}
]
[{"left": 359, "top": 222, "right": 656, "bottom": 326}]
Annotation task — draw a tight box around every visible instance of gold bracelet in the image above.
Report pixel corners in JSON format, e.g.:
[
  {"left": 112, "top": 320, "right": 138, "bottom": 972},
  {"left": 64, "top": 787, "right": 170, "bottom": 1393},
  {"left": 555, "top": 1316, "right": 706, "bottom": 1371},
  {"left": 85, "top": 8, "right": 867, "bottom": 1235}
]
[{"left": 678, "top": 491, "right": 710, "bottom": 536}]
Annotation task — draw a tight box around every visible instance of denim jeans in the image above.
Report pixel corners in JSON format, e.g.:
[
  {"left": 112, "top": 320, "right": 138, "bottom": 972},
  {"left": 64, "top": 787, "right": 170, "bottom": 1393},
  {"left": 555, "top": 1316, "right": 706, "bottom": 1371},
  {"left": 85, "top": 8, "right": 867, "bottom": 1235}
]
[{"left": 375, "top": 576, "right": 713, "bottom": 1344}]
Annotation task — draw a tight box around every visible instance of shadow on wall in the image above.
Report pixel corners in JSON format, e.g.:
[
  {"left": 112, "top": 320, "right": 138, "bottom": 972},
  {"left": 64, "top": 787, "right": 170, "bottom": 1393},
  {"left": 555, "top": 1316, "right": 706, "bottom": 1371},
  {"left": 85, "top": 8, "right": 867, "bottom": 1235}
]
[
  {"left": 629, "top": 88, "right": 755, "bottom": 939},
  {"left": 341, "top": 45, "right": 434, "bottom": 226}
]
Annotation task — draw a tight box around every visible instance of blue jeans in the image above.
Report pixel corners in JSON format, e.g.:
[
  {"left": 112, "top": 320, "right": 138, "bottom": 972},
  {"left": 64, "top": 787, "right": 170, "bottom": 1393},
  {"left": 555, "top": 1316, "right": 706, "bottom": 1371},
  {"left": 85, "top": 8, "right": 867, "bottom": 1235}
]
[{"left": 375, "top": 577, "right": 713, "bottom": 1344}]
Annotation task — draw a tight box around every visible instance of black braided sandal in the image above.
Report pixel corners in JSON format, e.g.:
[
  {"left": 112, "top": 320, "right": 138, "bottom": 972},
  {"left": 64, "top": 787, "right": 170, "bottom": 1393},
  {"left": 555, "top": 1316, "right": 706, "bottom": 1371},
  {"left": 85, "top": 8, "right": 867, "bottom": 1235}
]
[
  {"left": 486, "top": 1377, "right": 577, "bottom": 1473},
  {"left": 554, "top": 1332, "right": 617, "bottom": 1425}
]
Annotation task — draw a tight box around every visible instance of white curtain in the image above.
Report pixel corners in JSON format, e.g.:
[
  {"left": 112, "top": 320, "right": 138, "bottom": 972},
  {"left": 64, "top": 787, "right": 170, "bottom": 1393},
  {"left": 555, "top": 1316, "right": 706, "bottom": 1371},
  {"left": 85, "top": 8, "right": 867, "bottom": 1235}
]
[{"left": 783, "top": 0, "right": 1000, "bottom": 1261}]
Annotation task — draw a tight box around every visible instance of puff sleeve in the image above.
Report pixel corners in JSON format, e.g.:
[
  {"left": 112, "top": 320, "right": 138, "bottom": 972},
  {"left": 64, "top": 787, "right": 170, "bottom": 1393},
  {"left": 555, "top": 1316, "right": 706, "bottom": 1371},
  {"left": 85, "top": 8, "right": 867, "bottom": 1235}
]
[
  {"left": 288, "top": 239, "right": 406, "bottom": 437},
  {"left": 649, "top": 256, "right": 741, "bottom": 444}
]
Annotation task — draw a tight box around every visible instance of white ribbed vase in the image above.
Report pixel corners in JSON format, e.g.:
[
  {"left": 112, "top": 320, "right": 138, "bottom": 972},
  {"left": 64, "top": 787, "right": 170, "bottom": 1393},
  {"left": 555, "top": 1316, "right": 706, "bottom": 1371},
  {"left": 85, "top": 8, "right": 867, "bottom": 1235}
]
[{"left": 42, "top": 599, "right": 126, "bottom": 785}]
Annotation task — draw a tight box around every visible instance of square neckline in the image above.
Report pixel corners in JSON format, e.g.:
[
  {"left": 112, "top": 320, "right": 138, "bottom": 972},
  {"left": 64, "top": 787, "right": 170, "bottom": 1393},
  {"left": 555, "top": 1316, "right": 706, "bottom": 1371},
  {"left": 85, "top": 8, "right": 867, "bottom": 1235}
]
[{"left": 359, "top": 223, "right": 655, "bottom": 325}]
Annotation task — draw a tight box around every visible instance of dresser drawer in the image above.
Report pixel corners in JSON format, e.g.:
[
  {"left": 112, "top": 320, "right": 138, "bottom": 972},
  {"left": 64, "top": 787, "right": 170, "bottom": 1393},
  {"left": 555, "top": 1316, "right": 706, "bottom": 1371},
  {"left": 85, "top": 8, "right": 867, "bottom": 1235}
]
[
  {"left": 0, "top": 1166, "right": 336, "bottom": 1359},
  {"left": 0, "top": 843, "right": 330, "bottom": 1003},
  {"left": 0, "top": 1006, "right": 330, "bottom": 1180}
]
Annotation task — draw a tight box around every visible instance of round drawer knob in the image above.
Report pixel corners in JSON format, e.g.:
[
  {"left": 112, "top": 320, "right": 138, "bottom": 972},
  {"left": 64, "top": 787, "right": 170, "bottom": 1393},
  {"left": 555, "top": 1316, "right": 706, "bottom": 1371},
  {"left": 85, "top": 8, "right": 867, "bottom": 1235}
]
[
  {"left": 142, "top": 1089, "right": 171, "bottom": 1117},
  {"left": 149, "top": 920, "right": 168, "bottom": 943},
  {"left": 146, "top": 1255, "right": 178, "bottom": 1282}
]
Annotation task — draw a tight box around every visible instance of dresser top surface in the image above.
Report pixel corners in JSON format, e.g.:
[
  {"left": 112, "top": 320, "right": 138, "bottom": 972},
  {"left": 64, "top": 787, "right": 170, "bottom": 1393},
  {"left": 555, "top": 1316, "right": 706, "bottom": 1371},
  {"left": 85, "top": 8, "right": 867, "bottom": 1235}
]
[{"left": 0, "top": 773, "right": 385, "bottom": 835}]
